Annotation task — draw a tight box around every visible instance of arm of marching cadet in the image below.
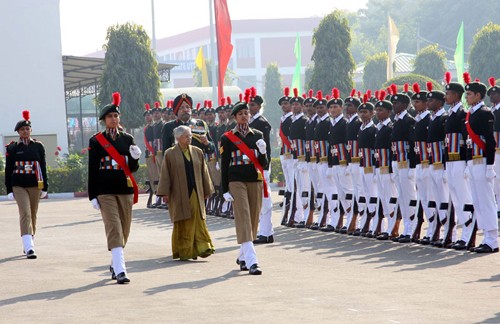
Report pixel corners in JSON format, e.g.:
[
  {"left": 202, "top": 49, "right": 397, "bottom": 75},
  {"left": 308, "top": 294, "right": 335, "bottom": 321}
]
[
  {"left": 161, "top": 122, "right": 172, "bottom": 152},
  {"left": 38, "top": 142, "right": 48, "bottom": 193},
  {"left": 408, "top": 118, "right": 417, "bottom": 169},
  {"left": 484, "top": 110, "right": 496, "bottom": 165},
  {"left": 202, "top": 121, "right": 216, "bottom": 154},
  {"left": 87, "top": 137, "right": 100, "bottom": 201},
  {"left": 256, "top": 133, "right": 269, "bottom": 170},
  {"left": 220, "top": 135, "right": 231, "bottom": 194},
  {"left": 5, "top": 143, "right": 14, "bottom": 194},
  {"left": 127, "top": 136, "right": 140, "bottom": 173},
  {"left": 264, "top": 122, "right": 272, "bottom": 161},
  {"left": 200, "top": 150, "right": 215, "bottom": 198}
]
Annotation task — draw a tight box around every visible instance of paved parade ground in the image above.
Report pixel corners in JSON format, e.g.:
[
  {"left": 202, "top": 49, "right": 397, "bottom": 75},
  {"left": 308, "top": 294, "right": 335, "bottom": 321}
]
[{"left": 1, "top": 190, "right": 499, "bottom": 323}]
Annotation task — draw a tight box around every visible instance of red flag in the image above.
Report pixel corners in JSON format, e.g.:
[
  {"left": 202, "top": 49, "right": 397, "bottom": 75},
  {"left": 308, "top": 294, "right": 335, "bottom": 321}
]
[{"left": 214, "top": 0, "right": 233, "bottom": 102}]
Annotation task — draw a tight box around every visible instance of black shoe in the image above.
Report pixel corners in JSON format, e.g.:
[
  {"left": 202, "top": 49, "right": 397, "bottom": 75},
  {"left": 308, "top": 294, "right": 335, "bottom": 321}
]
[
  {"left": 309, "top": 223, "right": 320, "bottom": 230},
  {"left": 497, "top": 211, "right": 500, "bottom": 219},
  {"left": 451, "top": 240, "right": 467, "bottom": 250},
  {"left": 339, "top": 226, "right": 348, "bottom": 234},
  {"left": 26, "top": 250, "right": 37, "bottom": 259},
  {"left": 253, "top": 235, "right": 274, "bottom": 244},
  {"left": 116, "top": 272, "right": 130, "bottom": 284},
  {"left": 238, "top": 260, "right": 248, "bottom": 271},
  {"left": 376, "top": 232, "right": 389, "bottom": 240},
  {"left": 109, "top": 266, "right": 116, "bottom": 280},
  {"left": 352, "top": 229, "right": 362, "bottom": 237},
  {"left": 249, "top": 264, "right": 262, "bottom": 275},
  {"left": 295, "top": 221, "right": 306, "bottom": 228},
  {"left": 365, "top": 231, "right": 374, "bottom": 238},
  {"left": 432, "top": 239, "right": 444, "bottom": 248},
  {"left": 320, "top": 225, "right": 336, "bottom": 232},
  {"left": 398, "top": 235, "right": 412, "bottom": 243},
  {"left": 472, "top": 244, "right": 499, "bottom": 253}
]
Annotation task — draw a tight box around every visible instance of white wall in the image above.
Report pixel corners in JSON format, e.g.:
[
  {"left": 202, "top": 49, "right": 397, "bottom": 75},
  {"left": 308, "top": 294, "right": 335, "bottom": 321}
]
[{"left": 0, "top": 0, "right": 68, "bottom": 155}]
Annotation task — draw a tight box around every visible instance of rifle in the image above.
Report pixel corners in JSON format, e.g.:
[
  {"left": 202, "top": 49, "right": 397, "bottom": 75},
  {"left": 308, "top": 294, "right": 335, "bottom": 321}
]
[
  {"left": 411, "top": 200, "right": 424, "bottom": 242},
  {"left": 280, "top": 190, "right": 291, "bottom": 226}
]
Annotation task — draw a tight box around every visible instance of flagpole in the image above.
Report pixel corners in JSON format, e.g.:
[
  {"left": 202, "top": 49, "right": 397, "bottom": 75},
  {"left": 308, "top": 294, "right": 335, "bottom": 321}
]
[
  {"left": 151, "top": 0, "right": 157, "bottom": 59},
  {"left": 209, "top": 0, "right": 217, "bottom": 102}
]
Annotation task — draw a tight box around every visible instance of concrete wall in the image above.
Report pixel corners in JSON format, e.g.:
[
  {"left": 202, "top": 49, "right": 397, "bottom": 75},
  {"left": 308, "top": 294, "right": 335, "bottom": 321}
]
[{"left": 0, "top": 0, "right": 68, "bottom": 160}]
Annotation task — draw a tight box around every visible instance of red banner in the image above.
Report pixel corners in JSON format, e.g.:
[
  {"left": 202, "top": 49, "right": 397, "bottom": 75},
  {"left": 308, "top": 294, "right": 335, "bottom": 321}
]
[{"left": 214, "top": 0, "right": 233, "bottom": 102}]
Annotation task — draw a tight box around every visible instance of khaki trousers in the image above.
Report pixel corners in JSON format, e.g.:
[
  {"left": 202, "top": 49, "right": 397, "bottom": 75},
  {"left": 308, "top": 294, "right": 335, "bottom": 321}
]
[
  {"left": 229, "top": 181, "right": 263, "bottom": 244},
  {"left": 146, "top": 156, "right": 159, "bottom": 192},
  {"left": 13, "top": 186, "right": 41, "bottom": 236},
  {"left": 155, "top": 151, "right": 164, "bottom": 176},
  {"left": 98, "top": 194, "right": 133, "bottom": 250},
  {"left": 207, "top": 159, "right": 221, "bottom": 187}
]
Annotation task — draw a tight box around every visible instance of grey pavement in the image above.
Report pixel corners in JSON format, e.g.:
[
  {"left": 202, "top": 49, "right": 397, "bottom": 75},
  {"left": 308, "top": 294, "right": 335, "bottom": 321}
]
[{"left": 1, "top": 190, "right": 499, "bottom": 323}]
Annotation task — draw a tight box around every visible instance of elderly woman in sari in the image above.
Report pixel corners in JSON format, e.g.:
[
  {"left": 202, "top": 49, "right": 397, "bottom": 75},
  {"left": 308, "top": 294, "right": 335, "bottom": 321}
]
[{"left": 157, "top": 125, "right": 215, "bottom": 260}]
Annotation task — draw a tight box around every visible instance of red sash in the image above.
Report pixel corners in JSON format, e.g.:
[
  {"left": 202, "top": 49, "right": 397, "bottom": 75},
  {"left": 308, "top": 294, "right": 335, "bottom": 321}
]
[
  {"left": 465, "top": 111, "right": 486, "bottom": 151},
  {"left": 224, "top": 131, "right": 269, "bottom": 198},
  {"left": 279, "top": 122, "right": 292, "bottom": 151},
  {"left": 143, "top": 126, "right": 155, "bottom": 163},
  {"left": 95, "top": 133, "right": 139, "bottom": 204}
]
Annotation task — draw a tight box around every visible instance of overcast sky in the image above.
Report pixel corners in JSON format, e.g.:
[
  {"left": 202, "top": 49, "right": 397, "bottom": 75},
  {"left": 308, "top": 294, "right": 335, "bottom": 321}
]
[{"left": 59, "top": 0, "right": 368, "bottom": 55}]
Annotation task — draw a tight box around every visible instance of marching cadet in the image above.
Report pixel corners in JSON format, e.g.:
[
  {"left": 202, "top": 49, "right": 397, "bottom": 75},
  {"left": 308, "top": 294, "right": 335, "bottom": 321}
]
[
  {"left": 374, "top": 91, "right": 399, "bottom": 240},
  {"left": 220, "top": 90, "right": 269, "bottom": 275},
  {"left": 326, "top": 89, "right": 354, "bottom": 233},
  {"left": 286, "top": 88, "right": 309, "bottom": 228},
  {"left": 205, "top": 100, "right": 219, "bottom": 215},
  {"left": 161, "top": 102, "right": 169, "bottom": 123},
  {"left": 166, "top": 101, "right": 176, "bottom": 122},
  {"left": 487, "top": 77, "right": 500, "bottom": 218},
  {"left": 5, "top": 110, "right": 48, "bottom": 259},
  {"left": 443, "top": 72, "right": 475, "bottom": 250},
  {"left": 424, "top": 83, "right": 450, "bottom": 246},
  {"left": 152, "top": 101, "right": 165, "bottom": 208},
  {"left": 410, "top": 83, "right": 433, "bottom": 243},
  {"left": 192, "top": 103, "right": 200, "bottom": 119},
  {"left": 199, "top": 101, "right": 207, "bottom": 122},
  {"left": 403, "top": 83, "right": 418, "bottom": 118},
  {"left": 247, "top": 88, "right": 274, "bottom": 243},
  {"left": 463, "top": 73, "right": 499, "bottom": 253},
  {"left": 143, "top": 104, "right": 159, "bottom": 208},
  {"left": 88, "top": 92, "right": 141, "bottom": 284},
  {"left": 161, "top": 94, "right": 215, "bottom": 155},
  {"left": 226, "top": 96, "right": 237, "bottom": 129},
  {"left": 303, "top": 90, "right": 318, "bottom": 228},
  {"left": 344, "top": 90, "right": 364, "bottom": 235},
  {"left": 356, "top": 95, "right": 378, "bottom": 237},
  {"left": 214, "top": 98, "right": 230, "bottom": 217},
  {"left": 278, "top": 87, "right": 294, "bottom": 225},
  {"left": 389, "top": 85, "right": 417, "bottom": 243},
  {"left": 309, "top": 91, "right": 331, "bottom": 230}
]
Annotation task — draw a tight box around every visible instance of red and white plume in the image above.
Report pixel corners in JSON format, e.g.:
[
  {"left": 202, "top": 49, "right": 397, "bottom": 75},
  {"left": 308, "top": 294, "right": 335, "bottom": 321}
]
[
  {"left": 413, "top": 83, "right": 420, "bottom": 94},
  {"left": 404, "top": 83, "right": 409, "bottom": 93},
  {"left": 390, "top": 84, "right": 398, "bottom": 95},
  {"left": 220, "top": 97, "right": 226, "bottom": 106},
  {"left": 366, "top": 90, "right": 372, "bottom": 98},
  {"left": 350, "top": 89, "right": 356, "bottom": 97},
  {"left": 379, "top": 90, "right": 387, "bottom": 101},
  {"left": 316, "top": 90, "right": 323, "bottom": 101},
  {"left": 284, "top": 87, "right": 290, "bottom": 97},
  {"left": 251, "top": 86, "right": 257, "bottom": 98},
  {"left": 426, "top": 82, "right": 433, "bottom": 92},
  {"left": 22, "top": 110, "right": 30, "bottom": 121},
  {"left": 293, "top": 87, "right": 299, "bottom": 98},
  {"left": 112, "top": 92, "right": 121, "bottom": 106},
  {"left": 227, "top": 96, "right": 232, "bottom": 105},
  {"left": 363, "top": 94, "right": 368, "bottom": 104},
  {"left": 244, "top": 88, "right": 251, "bottom": 103},
  {"left": 196, "top": 103, "right": 201, "bottom": 109},
  {"left": 489, "top": 77, "right": 496, "bottom": 87},
  {"left": 333, "top": 88, "right": 340, "bottom": 100},
  {"left": 144, "top": 103, "right": 150, "bottom": 110},
  {"left": 154, "top": 101, "right": 160, "bottom": 108},
  {"left": 308, "top": 89, "right": 313, "bottom": 98},
  {"left": 463, "top": 72, "right": 471, "bottom": 85}
]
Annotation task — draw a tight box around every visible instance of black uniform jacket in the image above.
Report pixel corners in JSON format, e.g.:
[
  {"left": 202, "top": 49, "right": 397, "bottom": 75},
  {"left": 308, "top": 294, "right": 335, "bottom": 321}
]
[
  {"left": 5, "top": 138, "right": 48, "bottom": 193},
  {"left": 249, "top": 113, "right": 272, "bottom": 168},
  {"left": 88, "top": 131, "right": 139, "bottom": 200},
  {"left": 220, "top": 127, "right": 268, "bottom": 193},
  {"left": 466, "top": 104, "right": 496, "bottom": 165},
  {"left": 161, "top": 118, "right": 215, "bottom": 154},
  {"left": 391, "top": 111, "right": 416, "bottom": 168}
]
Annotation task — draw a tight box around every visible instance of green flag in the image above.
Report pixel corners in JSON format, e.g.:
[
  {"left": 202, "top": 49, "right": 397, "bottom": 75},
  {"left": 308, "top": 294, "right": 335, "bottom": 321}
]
[
  {"left": 291, "top": 33, "right": 302, "bottom": 95},
  {"left": 454, "top": 22, "right": 464, "bottom": 84}
]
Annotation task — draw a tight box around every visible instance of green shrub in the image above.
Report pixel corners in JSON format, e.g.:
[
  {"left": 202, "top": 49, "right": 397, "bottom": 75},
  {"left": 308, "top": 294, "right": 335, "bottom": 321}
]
[
  {"left": 0, "top": 152, "right": 4, "bottom": 171},
  {"left": 270, "top": 157, "right": 284, "bottom": 183},
  {"left": 0, "top": 171, "right": 5, "bottom": 195}
]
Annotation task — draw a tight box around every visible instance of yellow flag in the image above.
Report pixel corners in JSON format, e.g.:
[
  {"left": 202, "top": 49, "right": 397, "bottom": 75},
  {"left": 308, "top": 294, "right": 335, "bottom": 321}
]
[
  {"left": 195, "top": 47, "right": 209, "bottom": 87},
  {"left": 387, "top": 16, "right": 400, "bottom": 81}
]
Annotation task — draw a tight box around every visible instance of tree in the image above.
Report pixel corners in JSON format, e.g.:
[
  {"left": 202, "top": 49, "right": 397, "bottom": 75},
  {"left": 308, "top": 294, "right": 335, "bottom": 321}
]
[
  {"left": 413, "top": 44, "right": 446, "bottom": 81},
  {"left": 308, "top": 10, "right": 355, "bottom": 96},
  {"left": 97, "top": 23, "right": 161, "bottom": 130},
  {"left": 382, "top": 73, "right": 442, "bottom": 91},
  {"left": 363, "top": 52, "right": 388, "bottom": 90},
  {"left": 263, "top": 63, "right": 283, "bottom": 155},
  {"left": 468, "top": 22, "right": 500, "bottom": 83}
]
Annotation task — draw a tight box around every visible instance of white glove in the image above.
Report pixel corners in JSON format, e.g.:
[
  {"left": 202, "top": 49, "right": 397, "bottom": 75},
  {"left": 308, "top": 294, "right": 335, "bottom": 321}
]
[
  {"left": 408, "top": 168, "right": 416, "bottom": 181},
  {"left": 91, "top": 198, "right": 100, "bottom": 210},
  {"left": 487, "top": 165, "right": 496, "bottom": 181},
  {"left": 7, "top": 193, "right": 14, "bottom": 200},
  {"left": 129, "top": 145, "right": 142, "bottom": 160},
  {"left": 344, "top": 164, "right": 351, "bottom": 176},
  {"left": 326, "top": 167, "right": 334, "bottom": 178},
  {"left": 256, "top": 139, "right": 267, "bottom": 155},
  {"left": 223, "top": 192, "right": 234, "bottom": 202},
  {"left": 442, "top": 170, "right": 448, "bottom": 184},
  {"left": 40, "top": 191, "right": 47, "bottom": 199}
]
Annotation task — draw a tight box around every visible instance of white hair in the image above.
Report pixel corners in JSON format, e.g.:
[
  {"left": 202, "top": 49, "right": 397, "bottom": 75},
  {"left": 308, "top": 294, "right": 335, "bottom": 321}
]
[{"left": 173, "top": 125, "right": 191, "bottom": 139}]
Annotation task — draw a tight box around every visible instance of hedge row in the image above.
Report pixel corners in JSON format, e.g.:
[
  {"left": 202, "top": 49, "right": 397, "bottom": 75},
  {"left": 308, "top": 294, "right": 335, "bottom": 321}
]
[{"left": 0, "top": 159, "right": 285, "bottom": 195}]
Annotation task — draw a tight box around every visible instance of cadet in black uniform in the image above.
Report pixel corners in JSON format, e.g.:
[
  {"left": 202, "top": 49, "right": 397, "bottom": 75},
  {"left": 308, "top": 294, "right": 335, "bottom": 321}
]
[
  {"left": 356, "top": 96, "right": 378, "bottom": 237},
  {"left": 309, "top": 91, "right": 331, "bottom": 230},
  {"left": 204, "top": 101, "right": 219, "bottom": 215},
  {"left": 303, "top": 90, "right": 318, "bottom": 227},
  {"left": 220, "top": 93, "right": 268, "bottom": 275},
  {"left": 278, "top": 87, "right": 294, "bottom": 225},
  {"left": 424, "top": 84, "right": 449, "bottom": 246},
  {"left": 88, "top": 92, "right": 141, "bottom": 284},
  {"left": 389, "top": 89, "right": 417, "bottom": 243},
  {"left": 463, "top": 74, "right": 498, "bottom": 253},
  {"left": 247, "top": 88, "right": 274, "bottom": 243},
  {"left": 410, "top": 83, "right": 433, "bottom": 242},
  {"left": 287, "top": 88, "right": 309, "bottom": 228},
  {"left": 161, "top": 94, "right": 215, "bottom": 155},
  {"left": 143, "top": 104, "right": 159, "bottom": 208},
  {"left": 5, "top": 110, "right": 48, "bottom": 259},
  {"left": 488, "top": 77, "right": 500, "bottom": 217}
]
